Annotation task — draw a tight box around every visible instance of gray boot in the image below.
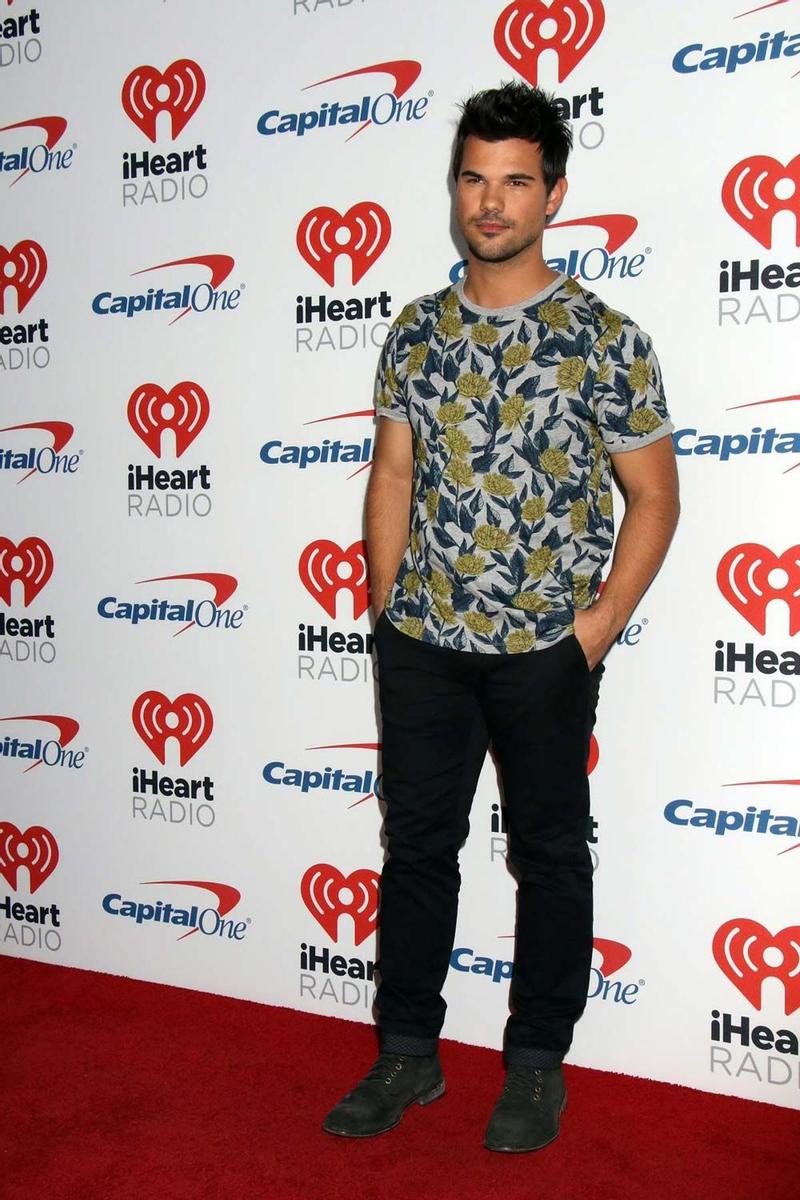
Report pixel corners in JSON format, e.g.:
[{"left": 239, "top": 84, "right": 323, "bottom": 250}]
[
  {"left": 323, "top": 1052, "right": 445, "bottom": 1138},
  {"left": 484, "top": 1065, "right": 566, "bottom": 1152}
]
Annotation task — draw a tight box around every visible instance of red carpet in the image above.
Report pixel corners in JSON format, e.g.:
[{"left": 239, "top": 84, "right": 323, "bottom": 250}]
[{"left": 3, "top": 955, "right": 798, "bottom": 1200}]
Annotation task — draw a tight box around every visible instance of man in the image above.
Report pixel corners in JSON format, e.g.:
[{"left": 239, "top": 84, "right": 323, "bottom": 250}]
[{"left": 324, "top": 82, "right": 679, "bottom": 1152}]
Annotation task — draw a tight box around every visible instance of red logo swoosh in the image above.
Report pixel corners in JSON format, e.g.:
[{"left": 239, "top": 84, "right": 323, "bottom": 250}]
[
  {"left": 0, "top": 420, "right": 74, "bottom": 482},
  {"left": 0, "top": 714, "right": 80, "bottom": 772},
  {"left": 143, "top": 879, "right": 241, "bottom": 941},
  {"left": 131, "top": 255, "right": 235, "bottom": 324},
  {"left": 136, "top": 571, "right": 238, "bottom": 637},
  {"left": 547, "top": 214, "right": 638, "bottom": 254},
  {"left": 0, "top": 117, "right": 67, "bottom": 186},
  {"left": 303, "top": 60, "right": 421, "bottom": 141}
]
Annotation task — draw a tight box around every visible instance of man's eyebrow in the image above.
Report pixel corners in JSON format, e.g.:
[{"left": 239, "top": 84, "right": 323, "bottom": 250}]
[{"left": 506, "top": 172, "right": 536, "bottom": 181}]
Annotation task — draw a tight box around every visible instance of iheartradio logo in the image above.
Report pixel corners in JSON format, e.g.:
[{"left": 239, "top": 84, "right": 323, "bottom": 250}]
[
  {"left": 296, "top": 202, "right": 391, "bottom": 286},
  {"left": 717, "top": 544, "right": 800, "bottom": 636},
  {"left": 0, "top": 536, "right": 53, "bottom": 607},
  {"left": 722, "top": 155, "right": 800, "bottom": 250},
  {"left": 121, "top": 59, "right": 206, "bottom": 143},
  {"left": 0, "top": 240, "right": 47, "bottom": 314},
  {"left": 301, "top": 863, "right": 380, "bottom": 946},
  {"left": 127, "top": 382, "right": 209, "bottom": 458},
  {"left": 132, "top": 691, "right": 213, "bottom": 767},
  {"left": 494, "top": 0, "right": 605, "bottom": 85},
  {"left": 299, "top": 540, "right": 370, "bottom": 620},
  {"left": 714, "top": 918, "right": 800, "bottom": 1016},
  {"left": 0, "top": 822, "right": 59, "bottom": 893}
]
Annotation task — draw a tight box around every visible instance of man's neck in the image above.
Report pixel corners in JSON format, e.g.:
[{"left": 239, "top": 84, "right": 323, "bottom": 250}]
[{"left": 461, "top": 253, "right": 558, "bottom": 310}]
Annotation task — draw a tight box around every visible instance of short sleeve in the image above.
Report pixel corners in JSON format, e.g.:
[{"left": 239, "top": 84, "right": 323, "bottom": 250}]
[
  {"left": 374, "top": 325, "right": 409, "bottom": 424},
  {"left": 593, "top": 321, "right": 673, "bottom": 454}
]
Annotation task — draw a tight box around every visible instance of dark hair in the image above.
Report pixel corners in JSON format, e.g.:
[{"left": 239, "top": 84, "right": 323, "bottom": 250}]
[{"left": 452, "top": 81, "right": 572, "bottom": 192}]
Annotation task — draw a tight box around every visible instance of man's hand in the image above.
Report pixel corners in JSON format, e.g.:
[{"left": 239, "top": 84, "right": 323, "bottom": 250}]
[
  {"left": 573, "top": 605, "right": 616, "bottom": 672},
  {"left": 573, "top": 435, "right": 680, "bottom": 671}
]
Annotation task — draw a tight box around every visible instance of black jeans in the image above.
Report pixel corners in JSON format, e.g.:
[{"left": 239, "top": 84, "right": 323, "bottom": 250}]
[{"left": 374, "top": 613, "right": 603, "bottom": 1068}]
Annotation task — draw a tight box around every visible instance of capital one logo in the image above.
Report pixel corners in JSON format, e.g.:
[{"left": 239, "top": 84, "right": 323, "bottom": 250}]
[
  {"left": 0, "top": 822, "right": 59, "bottom": 893},
  {"left": 0, "top": 536, "right": 53, "bottom": 606},
  {"left": 722, "top": 155, "right": 800, "bottom": 249},
  {"left": 592, "top": 937, "right": 631, "bottom": 977},
  {"left": 127, "top": 382, "right": 209, "bottom": 457},
  {"left": 717, "top": 544, "right": 800, "bottom": 635},
  {"left": 494, "top": 0, "right": 605, "bottom": 85},
  {"left": 132, "top": 691, "right": 213, "bottom": 767},
  {"left": 121, "top": 59, "right": 206, "bottom": 143},
  {"left": 296, "top": 203, "right": 391, "bottom": 286},
  {"left": 0, "top": 117, "right": 67, "bottom": 187},
  {"left": 0, "top": 240, "right": 47, "bottom": 314},
  {"left": 714, "top": 918, "right": 800, "bottom": 1016},
  {"left": 299, "top": 539, "right": 369, "bottom": 620},
  {"left": 301, "top": 863, "right": 380, "bottom": 946}
]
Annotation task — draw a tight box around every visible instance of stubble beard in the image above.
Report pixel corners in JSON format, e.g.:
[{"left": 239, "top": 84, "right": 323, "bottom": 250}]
[{"left": 464, "top": 225, "right": 541, "bottom": 265}]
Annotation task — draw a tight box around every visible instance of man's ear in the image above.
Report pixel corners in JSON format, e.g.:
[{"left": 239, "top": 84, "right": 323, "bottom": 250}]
[{"left": 546, "top": 176, "right": 568, "bottom": 219}]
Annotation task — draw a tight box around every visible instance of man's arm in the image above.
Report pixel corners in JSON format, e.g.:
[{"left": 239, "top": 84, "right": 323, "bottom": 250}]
[
  {"left": 366, "top": 418, "right": 414, "bottom": 616},
  {"left": 573, "top": 434, "right": 679, "bottom": 669}
]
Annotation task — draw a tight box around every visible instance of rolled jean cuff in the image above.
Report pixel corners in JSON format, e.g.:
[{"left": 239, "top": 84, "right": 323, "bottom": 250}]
[
  {"left": 505, "top": 1045, "right": 564, "bottom": 1069},
  {"left": 381, "top": 1032, "right": 439, "bottom": 1057}
]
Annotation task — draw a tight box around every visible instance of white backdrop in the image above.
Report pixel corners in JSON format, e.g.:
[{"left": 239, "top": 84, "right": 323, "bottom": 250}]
[{"left": 2, "top": 0, "right": 799, "bottom": 1110}]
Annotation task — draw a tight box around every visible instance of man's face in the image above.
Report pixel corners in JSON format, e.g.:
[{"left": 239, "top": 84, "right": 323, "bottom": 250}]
[{"left": 455, "top": 135, "right": 567, "bottom": 265}]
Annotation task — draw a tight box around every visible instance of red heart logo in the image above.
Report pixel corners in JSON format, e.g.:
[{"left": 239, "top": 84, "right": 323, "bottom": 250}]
[
  {"left": 0, "top": 240, "right": 47, "bottom": 315},
  {"left": 132, "top": 691, "right": 214, "bottom": 767},
  {"left": 296, "top": 202, "right": 391, "bottom": 286},
  {"left": 713, "top": 918, "right": 800, "bottom": 1016},
  {"left": 121, "top": 59, "right": 206, "bottom": 143},
  {"left": 494, "top": 0, "right": 606, "bottom": 85},
  {"left": 0, "top": 823, "right": 59, "bottom": 893},
  {"left": 298, "top": 539, "right": 370, "bottom": 620},
  {"left": 722, "top": 155, "right": 800, "bottom": 250},
  {"left": 127, "top": 382, "right": 210, "bottom": 458},
  {"left": 0, "top": 536, "right": 53, "bottom": 607},
  {"left": 717, "top": 543, "right": 800, "bottom": 635},
  {"left": 301, "top": 863, "right": 380, "bottom": 946}
]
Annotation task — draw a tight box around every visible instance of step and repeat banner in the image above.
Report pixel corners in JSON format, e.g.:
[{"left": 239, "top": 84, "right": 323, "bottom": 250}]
[{"left": 2, "top": 0, "right": 799, "bottom": 1109}]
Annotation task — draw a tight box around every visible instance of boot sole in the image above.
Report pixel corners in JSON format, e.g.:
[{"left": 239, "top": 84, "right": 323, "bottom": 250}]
[
  {"left": 484, "top": 1088, "right": 567, "bottom": 1153},
  {"left": 323, "top": 1078, "right": 446, "bottom": 1139}
]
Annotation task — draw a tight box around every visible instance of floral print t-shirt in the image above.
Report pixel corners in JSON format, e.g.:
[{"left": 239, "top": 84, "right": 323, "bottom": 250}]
[{"left": 375, "top": 273, "right": 673, "bottom": 654}]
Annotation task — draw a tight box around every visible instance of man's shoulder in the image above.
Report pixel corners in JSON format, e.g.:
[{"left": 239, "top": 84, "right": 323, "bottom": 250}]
[
  {"left": 566, "top": 279, "right": 651, "bottom": 347},
  {"left": 392, "top": 282, "right": 456, "bottom": 332}
]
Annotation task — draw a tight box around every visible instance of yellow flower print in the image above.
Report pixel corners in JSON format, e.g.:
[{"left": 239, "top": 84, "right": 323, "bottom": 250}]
[
  {"left": 503, "top": 344, "right": 532, "bottom": 370},
  {"left": 434, "top": 597, "right": 457, "bottom": 623},
  {"left": 557, "top": 357, "right": 587, "bottom": 391},
  {"left": 436, "top": 311, "right": 464, "bottom": 338},
  {"left": 444, "top": 427, "right": 471, "bottom": 455},
  {"left": 595, "top": 361, "right": 611, "bottom": 385},
  {"left": 474, "top": 526, "right": 514, "bottom": 552},
  {"left": 599, "top": 492, "right": 614, "bottom": 517},
  {"left": 415, "top": 437, "right": 427, "bottom": 465},
  {"left": 483, "top": 472, "right": 515, "bottom": 498},
  {"left": 464, "top": 610, "right": 494, "bottom": 635},
  {"left": 539, "top": 447, "right": 571, "bottom": 480},
  {"left": 521, "top": 495, "right": 547, "bottom": 522},
  {"left": 512, "top": 592, "right": 552, "bottom": 613},
  {"left": 629, "top": 357, "right": 651, "bottom": 393},
  {"left": 596, "top": 309, "right": 623, "bottom": 351},
  {"left": 570, "top": 500, "right": 588, "bottom": 534},
  {"left": 443, "top": 290, "right": 460, "bottom": 312},
  {"left": 455, "top": 553, "right": 485, "bottom": 575},
  {"left": 455, "top": 372, "right": 492, "bottom": 400},
  {"left": 395, "top": 303, "right": 418, "bottom": 328},
  {"left": 400, "top": 617, "right": 424, "bottom": 638},
  {"left": 445, "top": 457, "right": 475, "bottom": 487},
  {"left": 376, "top": 389, "right": 392, "bottom": 409},
  {"left": 385, "top": 365, "right": 399, "bottom": 393},
  {"left": 426, "top": 488, "right": 438, "bottom": 522},
  {"left": 430, "top": 570, "right": 452, "bottom": 597},
  {"left": 500, "top": 394, "right": 527, "bottom": 428},
  {"left": 470, "top": 322, "right": 499, "bottom": 346},
  {"left": 403, "top": 570, "right": 421, "bottom": 595},
  {"left": 525, "top": 546, "right": 554, "bottom": 578},
  {"left": 572, "top": 575, "right": 592, "bottom": 608},
  {"left": 410, "top": 530, "right": 420, "bottom": 555},
  {"left": 538, "top": 300, "right": 571, "bottom": 331},
  {"left": 628, "top": 407, "right": 662, "bottom": 433},
  {"left": 406, "top": 343, "right": 428, "bottom": 375},
  {"left": 506, "top": 628, "right": 535, "bottom": 653},
  {"left": 437, "top": 401, "right": 467, "bottom": 424},
  {"left": 563, "top": 277, "right": 581, "bottom": 296}
]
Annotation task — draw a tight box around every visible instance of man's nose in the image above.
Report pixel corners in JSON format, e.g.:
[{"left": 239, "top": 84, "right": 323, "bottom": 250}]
[{"left": 480, "top": 181, "right": 505, "bottom": 212}]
